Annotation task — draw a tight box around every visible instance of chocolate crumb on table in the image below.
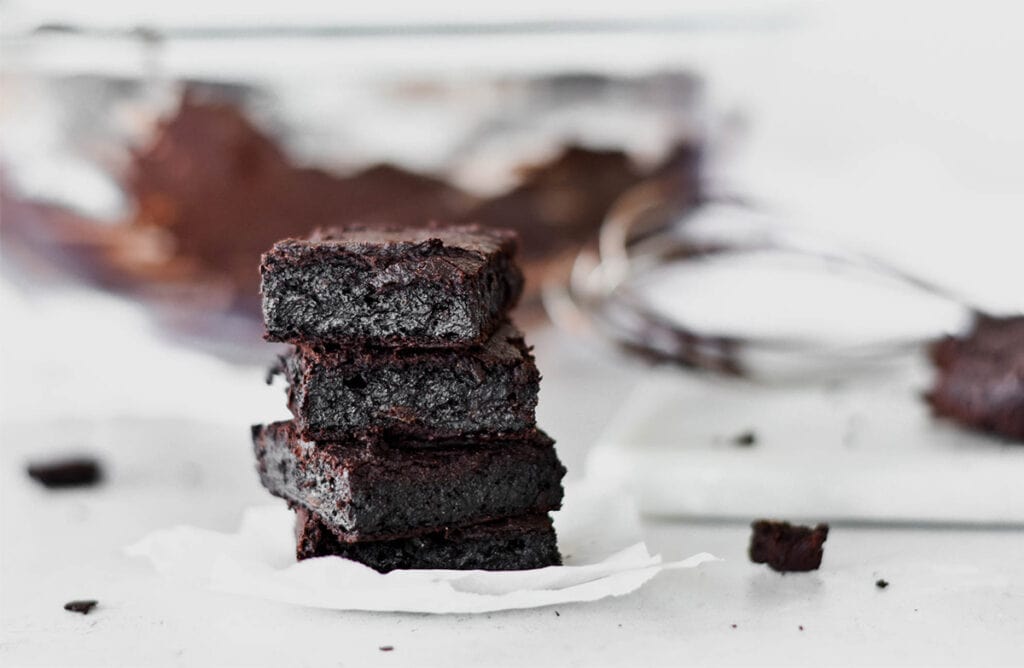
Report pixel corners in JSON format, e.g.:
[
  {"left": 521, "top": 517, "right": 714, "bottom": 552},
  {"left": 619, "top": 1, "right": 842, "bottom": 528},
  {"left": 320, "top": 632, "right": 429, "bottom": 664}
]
[
  {"left": 926, "top": 314, "right": 1024, "bottom": 442},
  {"left": 876, "top": 579, "right": 890, "bottom": 589},
  {"left": 379, "top": 646, "right": 394, "bottom": 652},
  {"left": 27, "top": 457, "right": 103, "bottom": 489},
  {"left": 749, "top": 520, "right": 829, "bottom": 572},
  {"left": 63, "top": 600, "right": 98, "bottom": 615},
  {"left": 732, "top": 430, "right": 757, "bottom": 446}
]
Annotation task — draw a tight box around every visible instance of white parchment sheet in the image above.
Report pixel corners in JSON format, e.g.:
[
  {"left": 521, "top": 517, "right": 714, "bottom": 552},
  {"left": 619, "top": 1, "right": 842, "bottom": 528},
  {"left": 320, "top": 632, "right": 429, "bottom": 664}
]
[{"left": 127, "top": 481, "right": 716, "bottom": 614}]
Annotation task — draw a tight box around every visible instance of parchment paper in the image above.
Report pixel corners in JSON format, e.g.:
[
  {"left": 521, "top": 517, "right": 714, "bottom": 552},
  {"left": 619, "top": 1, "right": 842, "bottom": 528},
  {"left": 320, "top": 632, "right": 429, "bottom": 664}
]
[{"left": 126, "top": 481, "right": 716, "bottom": 614}]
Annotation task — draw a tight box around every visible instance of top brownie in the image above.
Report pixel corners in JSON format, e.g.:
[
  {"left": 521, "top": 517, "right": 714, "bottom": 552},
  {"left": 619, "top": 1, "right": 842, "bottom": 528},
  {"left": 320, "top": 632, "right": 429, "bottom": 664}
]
[{"left": 260, "top": 224, "right": 523, "bottom": 347}]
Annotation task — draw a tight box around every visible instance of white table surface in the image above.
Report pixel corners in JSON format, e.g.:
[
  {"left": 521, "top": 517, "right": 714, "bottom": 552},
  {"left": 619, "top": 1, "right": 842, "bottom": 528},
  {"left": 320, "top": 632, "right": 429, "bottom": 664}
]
[{"left": 2, "top": 326, "right": 1022, "bottom": 668}]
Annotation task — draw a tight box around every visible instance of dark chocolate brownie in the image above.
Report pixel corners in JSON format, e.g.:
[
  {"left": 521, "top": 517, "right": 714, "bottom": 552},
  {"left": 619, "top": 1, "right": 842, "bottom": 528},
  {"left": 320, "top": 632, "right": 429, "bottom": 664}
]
[
  {"left": 749, "top": 520, "right": 829, "bottom": 573},
  {"left": 295, "top": 509, "right": 561, "bottom": 572},
  {"left": 260, "top": 224, "right": 522, "bottom": 347},
  {"left": 927, "top": 314, "right": 1024, "bottom": 442},
  {"left": 280, "top": 322, "right": 539, "bottom": 442},
  {"left": 252, "top": 421, "right": 564, "bottom": 541}
]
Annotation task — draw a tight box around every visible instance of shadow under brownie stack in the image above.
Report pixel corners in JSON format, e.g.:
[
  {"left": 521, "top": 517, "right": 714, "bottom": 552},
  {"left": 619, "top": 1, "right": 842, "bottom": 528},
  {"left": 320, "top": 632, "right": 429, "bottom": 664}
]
[{"left": 252, "top": 225, "right": 566, "bottom": 572}]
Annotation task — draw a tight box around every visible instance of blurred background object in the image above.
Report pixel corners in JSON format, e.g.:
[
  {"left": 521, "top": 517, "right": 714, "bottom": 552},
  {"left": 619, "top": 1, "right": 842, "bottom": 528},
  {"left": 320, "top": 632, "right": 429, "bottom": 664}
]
[
  {"left": 2, "top": 0, "right": 1023, "bottom": 451},
  {"left": 6, "top": 1, "right": 1024, "bottom": 369},
  {"left": 0, "top": 7, "right": 740, "bottom": 361}
]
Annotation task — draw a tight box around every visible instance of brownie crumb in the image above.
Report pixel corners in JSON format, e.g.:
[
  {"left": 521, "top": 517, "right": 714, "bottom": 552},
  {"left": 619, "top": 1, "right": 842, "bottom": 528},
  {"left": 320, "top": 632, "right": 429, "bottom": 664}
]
[
  {"left": 379, "top": 646, "right": 394, "bottom": 652},
  {"left": 28, "top": 458, "right": 103, "bottom": 489},
  {"left": 876, "top": 579, "right": 889, "bottom": 589},
  {"left": 733, "top": 430, "right": 757, "bottom": 446},
  {"left": 799, "top": 625, "right": 804, "bottom": 631},
  {"left": 731, "top": 624, "right": 737, "bottom": 629},
  {"left": 64, "top": 600, "right": 98, "bottom": 615},
  {"left": 554, "top": 611, "right": 560, "bottom": 617},
  {"left": 749, "top": 520, "right": 829, "bottom": 572}
]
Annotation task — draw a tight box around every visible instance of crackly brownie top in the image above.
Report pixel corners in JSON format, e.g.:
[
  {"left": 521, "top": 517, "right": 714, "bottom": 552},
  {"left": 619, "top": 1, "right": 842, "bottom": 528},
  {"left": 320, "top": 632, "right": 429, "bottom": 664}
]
[
  {"left": 267, "top": 223, "right": 518, "bottom": 269},
  {"left": 292, "top": 321, "right": 533, "bottom": 367}
]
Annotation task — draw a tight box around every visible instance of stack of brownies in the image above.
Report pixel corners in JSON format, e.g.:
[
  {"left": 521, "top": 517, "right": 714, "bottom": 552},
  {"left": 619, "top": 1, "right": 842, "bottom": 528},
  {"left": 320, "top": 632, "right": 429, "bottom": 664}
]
[{"left": 251, "top": 225, "right": 566, "bottom": 572}]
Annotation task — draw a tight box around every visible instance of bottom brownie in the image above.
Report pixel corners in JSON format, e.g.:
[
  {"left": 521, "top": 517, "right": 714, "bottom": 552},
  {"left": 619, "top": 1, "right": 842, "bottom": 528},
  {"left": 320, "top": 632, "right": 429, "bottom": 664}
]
[{"left": 295, "top": 509, "right": 561, "bottom": 572}]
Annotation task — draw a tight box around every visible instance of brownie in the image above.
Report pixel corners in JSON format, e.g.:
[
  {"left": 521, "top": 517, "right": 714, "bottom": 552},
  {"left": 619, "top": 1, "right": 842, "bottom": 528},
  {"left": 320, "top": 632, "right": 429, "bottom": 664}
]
[
  {"left": 749, "top": 520, "right": 829, "bottom": 573},
  {"left": 252, "top": 421, "right": 564, "bottom": 541},
  {"left": 927, "top": 314, "right": 1024, "bottom": 442},
  {"left": 260, "top": 224, "right": 523, "bottom": 347},
  {"left": 295, "top": 509, "right": 561, "bottom": 572},
  {"left": 279, "top": 322, "right": 539, "bottom": 442}
]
